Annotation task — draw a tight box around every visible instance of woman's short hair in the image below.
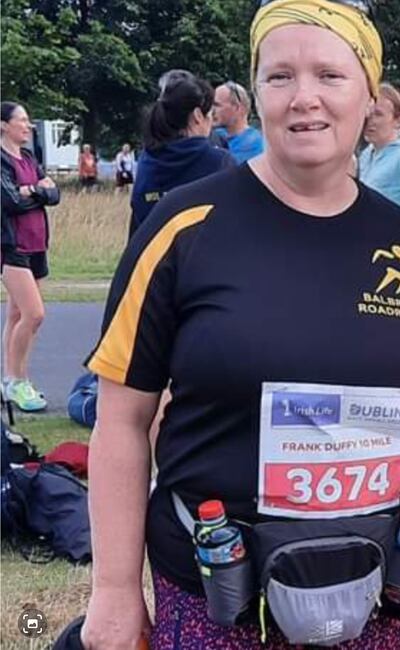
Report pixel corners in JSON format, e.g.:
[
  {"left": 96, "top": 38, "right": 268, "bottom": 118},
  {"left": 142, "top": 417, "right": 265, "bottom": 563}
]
[
  {"left": 1, "top": 101, "right": 20, "bottom": 123},
  {"left": 380, "top": 82, "right": 400, "bottom": 119},
  {"left": 143, "top": 70, "right": 214, "bottom": 149}
]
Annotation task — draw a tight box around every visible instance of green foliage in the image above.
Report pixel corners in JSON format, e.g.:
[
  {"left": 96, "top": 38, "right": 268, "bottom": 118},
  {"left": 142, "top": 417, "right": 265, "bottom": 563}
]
[
  {"left": 129, "top": 0, "right": 255, "bottom": 93},
  {"left": 1, "top": 1, "right": 82, "bottom": 118},
  {"left": 376, "top": 0, "right": 400, "bottom": 85}
]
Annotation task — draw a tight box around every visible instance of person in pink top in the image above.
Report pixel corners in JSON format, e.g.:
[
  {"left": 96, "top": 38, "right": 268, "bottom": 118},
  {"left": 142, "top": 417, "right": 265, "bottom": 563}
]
[{"left": 1, "top": 101, "right": 60, "bottom": 411}]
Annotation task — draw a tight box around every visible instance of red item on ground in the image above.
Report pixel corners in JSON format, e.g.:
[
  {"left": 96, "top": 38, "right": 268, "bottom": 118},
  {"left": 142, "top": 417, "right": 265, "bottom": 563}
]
[{"left": 44, "top": 441, "right": 88, "bottom": 478}]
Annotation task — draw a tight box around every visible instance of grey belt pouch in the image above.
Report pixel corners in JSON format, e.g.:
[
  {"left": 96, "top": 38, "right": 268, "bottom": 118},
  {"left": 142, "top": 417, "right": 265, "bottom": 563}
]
[
  {"left": 197, "top": 554, "right": 256, "bottom": 627},
  {"left": 252, "top": 514, "right": 397, "bottom": 647}
]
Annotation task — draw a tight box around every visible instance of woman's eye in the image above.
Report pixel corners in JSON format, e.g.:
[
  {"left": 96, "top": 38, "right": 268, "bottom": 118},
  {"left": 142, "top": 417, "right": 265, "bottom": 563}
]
[
  {"left": 266, "top": 73, "right": 292, "bottom": 85},
  {"left": 320, "top": 71, "right": 344, "bottom": 81}
]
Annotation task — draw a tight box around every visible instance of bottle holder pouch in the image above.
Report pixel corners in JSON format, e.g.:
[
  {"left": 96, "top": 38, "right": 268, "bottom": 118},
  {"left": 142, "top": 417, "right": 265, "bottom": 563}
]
[
  {"left": 197, "top": 555, "right": 256, "bottom": 627},
  {"left": 252, "top": 514, "right": 398, "bottom": 647}
]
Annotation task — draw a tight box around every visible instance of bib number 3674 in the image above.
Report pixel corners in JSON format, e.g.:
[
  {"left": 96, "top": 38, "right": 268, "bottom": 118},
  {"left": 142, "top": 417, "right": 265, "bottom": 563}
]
[{"left": 264, "top": 457, "right": 398, "bottom": 513}]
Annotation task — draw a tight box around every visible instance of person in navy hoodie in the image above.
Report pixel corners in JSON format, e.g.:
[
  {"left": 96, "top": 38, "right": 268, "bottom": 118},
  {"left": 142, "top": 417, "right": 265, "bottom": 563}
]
[{"left": 128, "top": 70, "right": 235, "bottom": 237}]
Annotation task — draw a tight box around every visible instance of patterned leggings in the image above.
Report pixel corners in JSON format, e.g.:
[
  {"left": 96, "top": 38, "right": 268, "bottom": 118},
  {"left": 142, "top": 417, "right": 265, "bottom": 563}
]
[{"left": 150, "top": 571, "right": 400, "bottom": 650}]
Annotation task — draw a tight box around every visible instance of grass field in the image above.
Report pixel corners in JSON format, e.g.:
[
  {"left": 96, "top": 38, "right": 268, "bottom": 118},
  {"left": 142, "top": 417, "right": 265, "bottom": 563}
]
[
  {"left": 48, "top": 190, "right": 131, "bottom": 281},
  {"left": 1, "top": 416, "right": 153, "bottom": 649}
]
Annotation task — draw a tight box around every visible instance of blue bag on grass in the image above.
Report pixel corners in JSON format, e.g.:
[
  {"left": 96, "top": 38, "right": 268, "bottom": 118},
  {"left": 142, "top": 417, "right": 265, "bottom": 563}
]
[{"left": 67, "top": 372, "right": 97, "bottom": 428}]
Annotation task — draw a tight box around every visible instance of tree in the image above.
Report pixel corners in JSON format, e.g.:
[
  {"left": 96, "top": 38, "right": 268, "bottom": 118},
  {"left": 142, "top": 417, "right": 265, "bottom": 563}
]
[
  {"left": 1, "top": 0, "right": 82, "bottom": 119},
  {"left": 69, "top": 20, "right": 144, "bottom": 151},
  {"left": 29, "top": 1, "right": 146, "bottom": 150},
  {"left": 127, "top": 0, "right": 255, "bottom": 93},
  {"left": 2, "top": 1, "right": 146, "bottom": 150},
  {"left": 376, "top": 0, "right": 400, "bottom": 85}
]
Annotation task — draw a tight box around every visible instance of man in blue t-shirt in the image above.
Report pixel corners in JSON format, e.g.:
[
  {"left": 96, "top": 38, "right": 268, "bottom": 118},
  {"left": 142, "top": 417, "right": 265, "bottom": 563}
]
[{"left": 213, "top": 81, "right": 265, "bottom": 164}]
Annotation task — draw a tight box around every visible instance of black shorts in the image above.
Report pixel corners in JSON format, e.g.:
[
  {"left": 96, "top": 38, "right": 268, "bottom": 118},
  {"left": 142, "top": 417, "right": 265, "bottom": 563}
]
[
  {"left": 1, "top": 249, "right": 49, "bottom": 279},
  {"left": 116, "top": 171, "right": 133, "bottom": 187},
  {"left": 80, "top": 176, "right": 96, "bottom": 188}
]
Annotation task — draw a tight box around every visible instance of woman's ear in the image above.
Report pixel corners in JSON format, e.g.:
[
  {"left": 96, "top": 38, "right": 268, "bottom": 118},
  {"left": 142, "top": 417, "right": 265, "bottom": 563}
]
[
  {"left": 191, "top": 107, "right": 203, "bottom": 125},
  {"left": 186, "top": 107, "right": 206, "bottom": 136}
]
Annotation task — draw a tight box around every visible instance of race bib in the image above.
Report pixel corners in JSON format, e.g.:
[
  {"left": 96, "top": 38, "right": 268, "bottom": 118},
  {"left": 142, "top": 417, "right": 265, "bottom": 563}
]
[{"left": 258, "top": 383, "right": 400, "bottom": 518}]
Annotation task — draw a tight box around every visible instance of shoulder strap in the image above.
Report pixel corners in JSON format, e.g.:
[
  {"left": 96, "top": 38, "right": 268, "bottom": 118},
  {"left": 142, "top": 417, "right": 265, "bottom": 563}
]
[{"left": 171, "top": 491, "right": 196, "bottom": 537}]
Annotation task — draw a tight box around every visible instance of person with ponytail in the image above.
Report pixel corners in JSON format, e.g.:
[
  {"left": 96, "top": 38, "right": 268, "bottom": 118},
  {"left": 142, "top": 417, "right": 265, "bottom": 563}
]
[
  {"left": 1, "top": 101, "right": 60, "bottom": 411},
  {"left": 129, "top": 70, "right": 234, "bottom": 236},
  {"left": 83, "top": 3, "right": 399, "bottom": 649}
]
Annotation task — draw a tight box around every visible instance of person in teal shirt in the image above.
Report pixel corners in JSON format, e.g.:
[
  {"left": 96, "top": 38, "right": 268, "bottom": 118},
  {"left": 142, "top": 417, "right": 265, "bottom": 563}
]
[{"left": 359, "top": 82, "right": 400, "bottom": 206}]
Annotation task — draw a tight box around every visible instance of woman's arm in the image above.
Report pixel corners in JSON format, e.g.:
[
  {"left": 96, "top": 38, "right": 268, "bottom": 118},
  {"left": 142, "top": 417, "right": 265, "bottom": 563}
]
[
  {"left": 31, "top": 182, "right": 60, "bottom": 206},
  {"left": 78, "top": 154, "right": 84, "bottom": 177},
  {"left": 116, "top": 152, "right": 123, "bottom": 172},
  {"left": 81, "top": 378, "right": 160, "bottom": 650},
  {"left": 1, "top": 166, "right": 44, "bottom": 214}
]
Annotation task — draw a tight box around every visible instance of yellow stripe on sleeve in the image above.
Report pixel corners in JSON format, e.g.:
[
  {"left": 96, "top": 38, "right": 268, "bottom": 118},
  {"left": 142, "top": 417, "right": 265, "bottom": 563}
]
[{"left": 88, "top": 204, "right": 214, "bottom": 384}]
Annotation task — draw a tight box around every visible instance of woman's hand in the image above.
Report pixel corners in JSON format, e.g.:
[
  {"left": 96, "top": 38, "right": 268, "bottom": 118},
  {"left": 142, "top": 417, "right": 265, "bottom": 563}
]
[
  {"left": 81, "top": 586, "right": 151, "bottom": 649},
  {"left": 19, "top": 185, "right": 32, "bottom": 197},
  {"left": 37, "top": 176, "right": 55, "bottom": 189}
]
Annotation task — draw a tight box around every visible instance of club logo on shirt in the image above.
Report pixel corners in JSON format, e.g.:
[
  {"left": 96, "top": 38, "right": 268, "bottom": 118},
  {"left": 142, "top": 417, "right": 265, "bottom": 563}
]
[{"left": 357, "top": 244, "right": 400, "bottom": 318}]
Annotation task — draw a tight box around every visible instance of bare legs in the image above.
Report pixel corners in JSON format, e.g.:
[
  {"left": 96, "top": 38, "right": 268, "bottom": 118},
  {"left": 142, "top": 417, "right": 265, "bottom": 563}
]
[{"left": 2, "top": 266, "right": 45, "bottom": 379}]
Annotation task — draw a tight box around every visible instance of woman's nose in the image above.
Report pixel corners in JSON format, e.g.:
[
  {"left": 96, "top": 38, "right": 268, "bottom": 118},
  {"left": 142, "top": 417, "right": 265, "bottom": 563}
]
[{"left": 289, "top": 78, "right": 321, "bottom": 111}]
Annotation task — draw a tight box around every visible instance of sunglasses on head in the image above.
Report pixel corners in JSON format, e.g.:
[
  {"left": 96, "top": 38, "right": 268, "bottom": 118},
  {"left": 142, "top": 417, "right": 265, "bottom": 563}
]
[
  {"left": 226, "top": 81, "right": 243, "bottom": 104},
  {"left": 258, "top": 0, "right": 375, "bottom": 19}
]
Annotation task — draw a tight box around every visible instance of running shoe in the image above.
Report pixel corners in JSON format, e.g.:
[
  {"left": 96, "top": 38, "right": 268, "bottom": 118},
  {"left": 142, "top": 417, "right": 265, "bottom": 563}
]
[{"left": 5, "top": 379, "right": 47, "bottom": 412}]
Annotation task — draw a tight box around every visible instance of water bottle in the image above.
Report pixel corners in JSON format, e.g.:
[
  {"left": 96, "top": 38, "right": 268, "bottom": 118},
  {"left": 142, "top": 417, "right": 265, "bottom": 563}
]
[
  {"left": 194, "top": 500, "right": 255, "bottom": 626},
  {"left": 195, "top": 500, "right": 246, "bottom": 565}
]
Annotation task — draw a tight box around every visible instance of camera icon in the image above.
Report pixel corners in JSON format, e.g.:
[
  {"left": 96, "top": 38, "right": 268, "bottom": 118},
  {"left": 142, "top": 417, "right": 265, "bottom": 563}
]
[{"left": 18, "top": 608, "right": 48, "bottom": 637}]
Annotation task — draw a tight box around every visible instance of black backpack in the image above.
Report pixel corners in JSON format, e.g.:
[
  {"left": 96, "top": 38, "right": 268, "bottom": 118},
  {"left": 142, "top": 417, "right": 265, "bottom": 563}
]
[
  {"left": 1, "top": 417, "right": 41, "bottom": 475},
  {"left": 1, "top": 463, "right": 92, "bottom": 564},
  {"left": 1, "top": 392, "right": 41, "bottom": 476}
]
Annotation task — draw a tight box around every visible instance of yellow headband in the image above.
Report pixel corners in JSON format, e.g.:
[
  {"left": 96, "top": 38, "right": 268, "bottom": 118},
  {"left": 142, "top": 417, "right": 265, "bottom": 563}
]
[{"left": 250, "top": 0, "right": 382, "bottom": 98}]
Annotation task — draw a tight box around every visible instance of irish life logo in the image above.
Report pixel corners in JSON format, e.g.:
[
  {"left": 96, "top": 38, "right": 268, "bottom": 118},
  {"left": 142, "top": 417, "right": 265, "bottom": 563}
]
[
  {"left": 358, "top": 244, "right": 400, "bottom": 318},
  {"left": 272, "top": 392, "right": 341, "bottom": 427}
]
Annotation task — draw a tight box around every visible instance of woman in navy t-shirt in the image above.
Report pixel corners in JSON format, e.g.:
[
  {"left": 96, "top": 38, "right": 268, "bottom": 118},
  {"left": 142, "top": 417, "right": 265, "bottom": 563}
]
[{"left": 83, "top": 3, "right": 400, "bottom": 649}]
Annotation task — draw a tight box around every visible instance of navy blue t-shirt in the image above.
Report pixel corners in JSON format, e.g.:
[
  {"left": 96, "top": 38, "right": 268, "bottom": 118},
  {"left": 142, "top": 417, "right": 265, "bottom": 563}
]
[{"left": 89, "top": 164, "right": 400, "bottom": 593}]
